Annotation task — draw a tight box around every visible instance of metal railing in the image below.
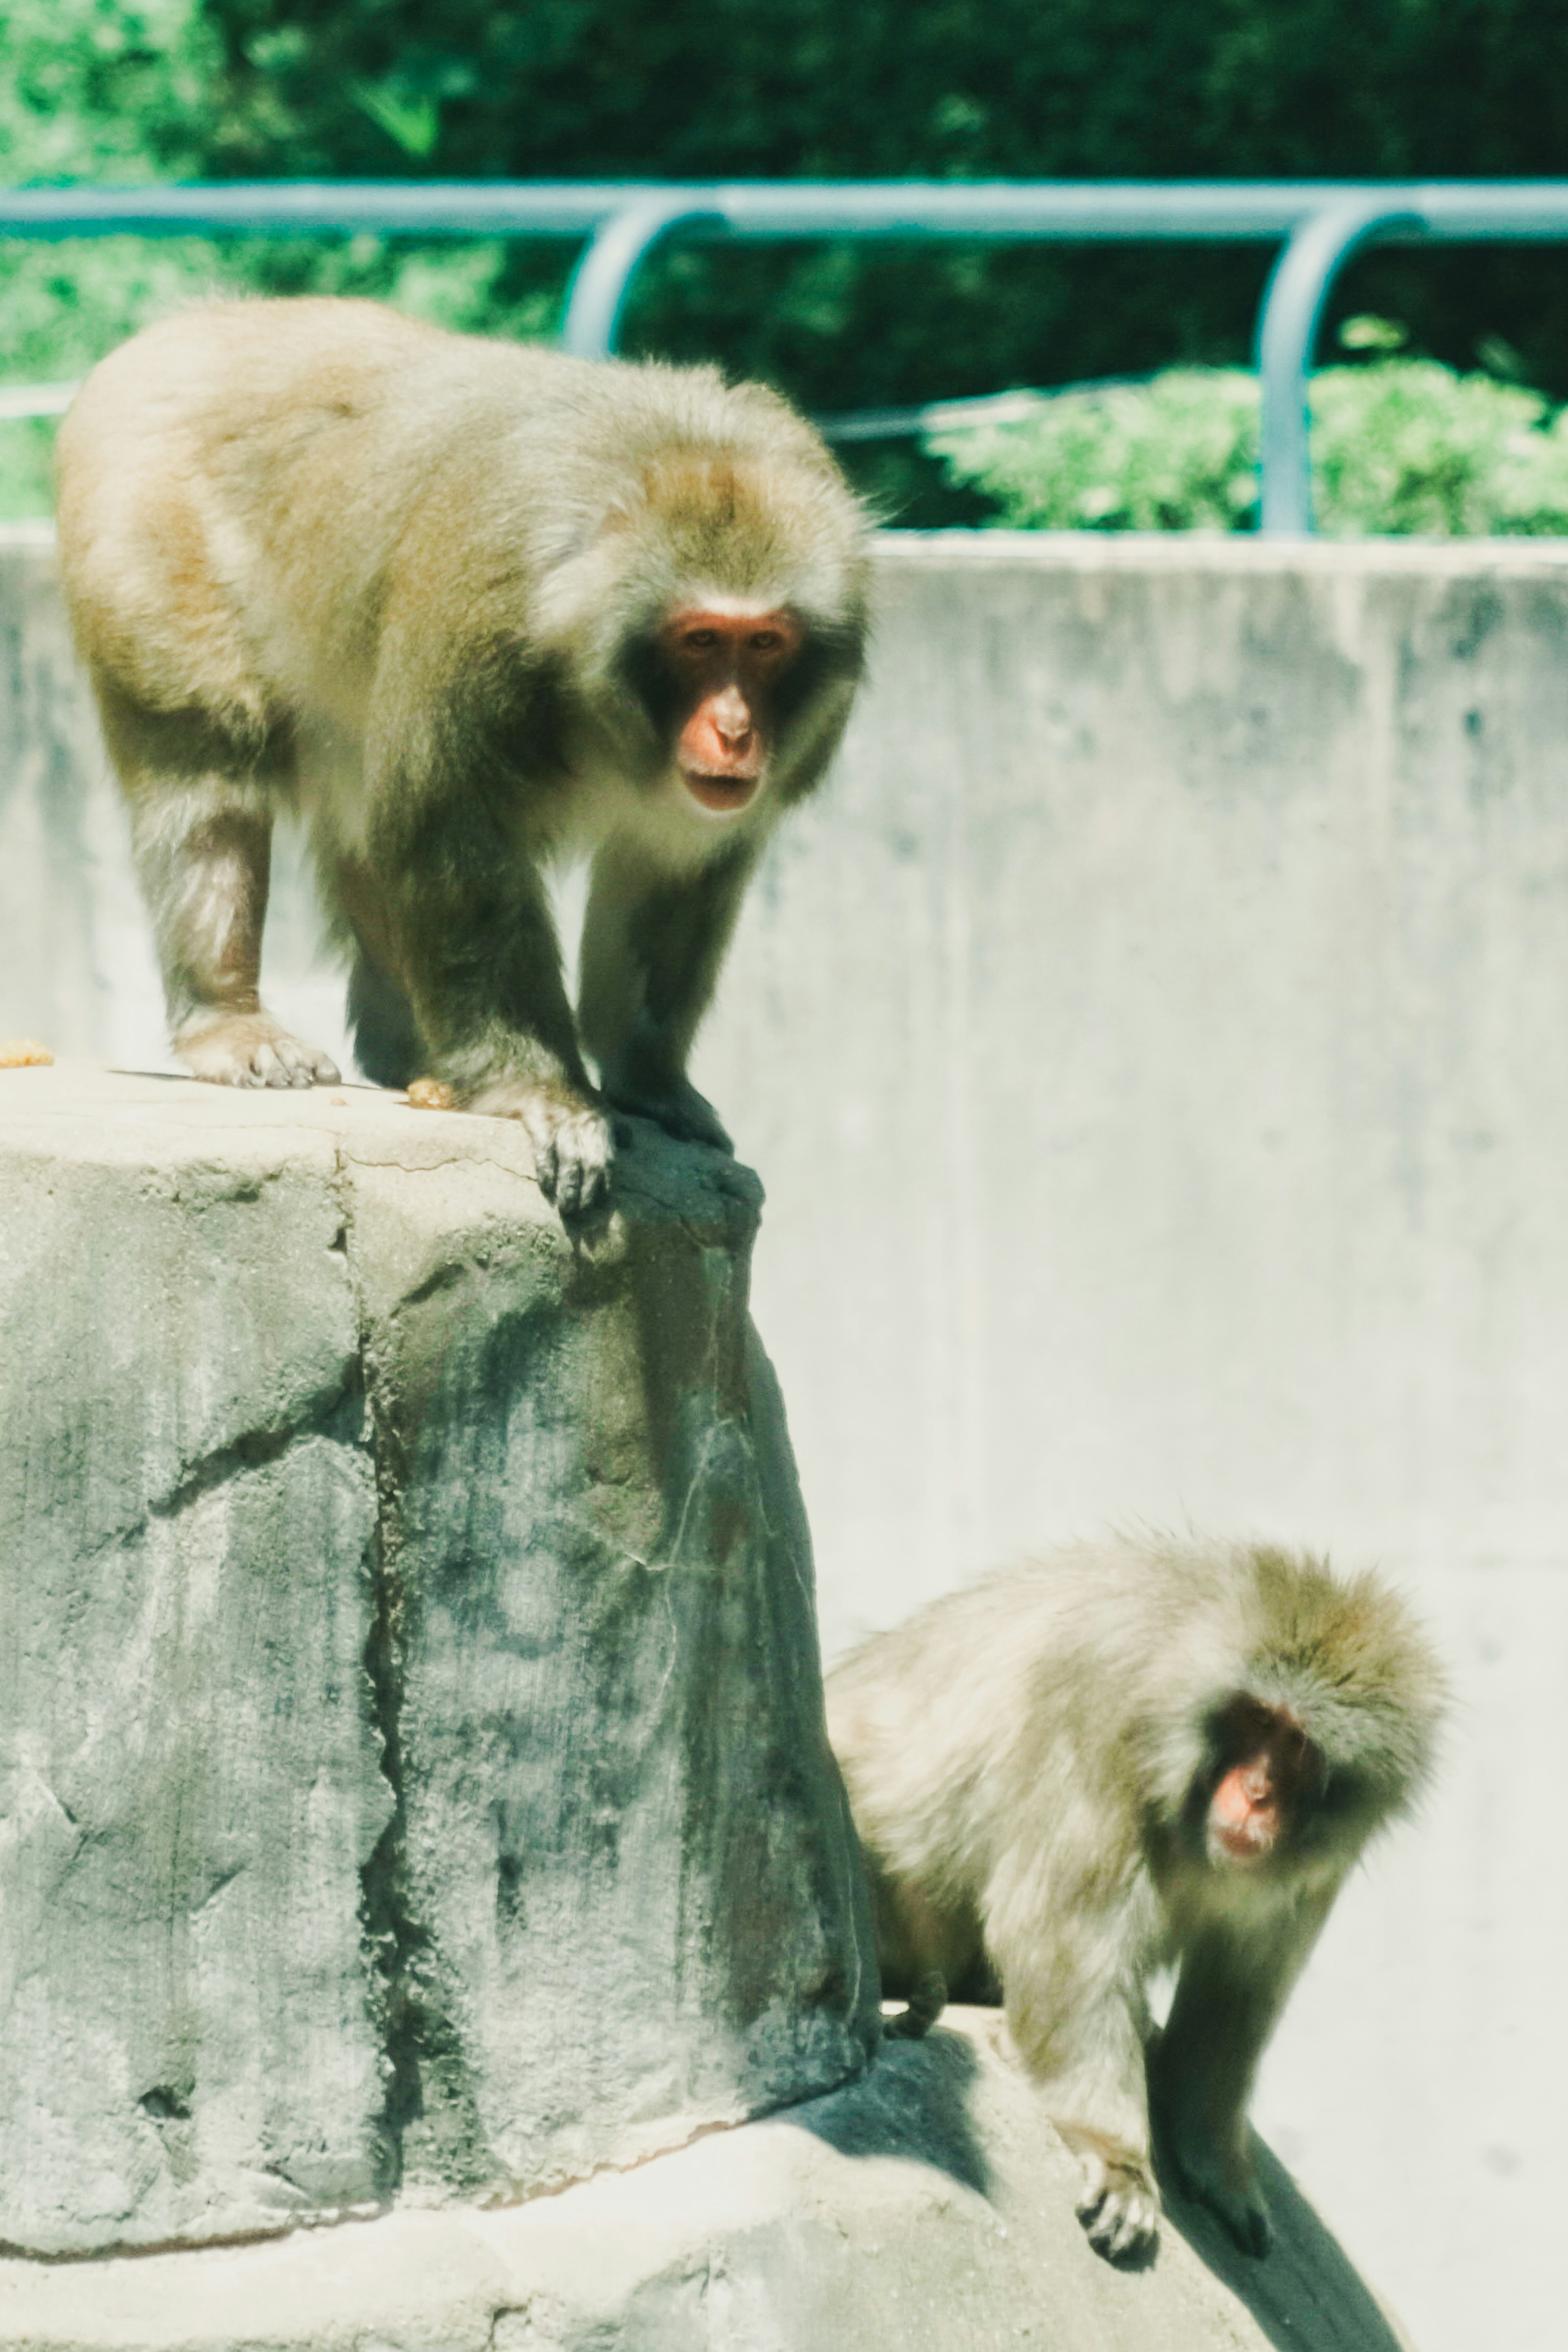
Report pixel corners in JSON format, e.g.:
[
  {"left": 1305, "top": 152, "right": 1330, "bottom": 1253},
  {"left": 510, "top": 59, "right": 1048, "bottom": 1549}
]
[{"left": 5, "top": 179, "right": 1568, "bottom": 532}]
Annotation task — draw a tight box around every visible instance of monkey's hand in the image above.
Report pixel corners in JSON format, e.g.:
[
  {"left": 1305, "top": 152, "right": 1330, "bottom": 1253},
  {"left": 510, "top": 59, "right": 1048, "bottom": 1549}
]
[
  {"left": 1160, "top": 2125, "right": 1272, "bottom": 2257},
  {"left": 1066, "top": 2137, "right": 1161, "bottom": 2266},
  {"left": 602, "top": 1072, "right": 733, "bottom": 1154},
  {"left": 462, "top": 1073, "right": 615, "bottom": 1216},
  {"left": 176, "top": 1011, "right": 341, "bottom": 1090}
]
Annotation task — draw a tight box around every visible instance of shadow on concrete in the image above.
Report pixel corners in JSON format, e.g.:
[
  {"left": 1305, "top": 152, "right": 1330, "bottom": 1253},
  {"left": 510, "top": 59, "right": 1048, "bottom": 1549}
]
[
  {"left": 789, "top": 2026, "right": 991, "bottom": 2198},
  {"left": 794, "top": 2015, "right": 1408, "bottom": 2352},
  {"left": 1154, "top": 2129, "right": 1408, "bottom": 2352}
]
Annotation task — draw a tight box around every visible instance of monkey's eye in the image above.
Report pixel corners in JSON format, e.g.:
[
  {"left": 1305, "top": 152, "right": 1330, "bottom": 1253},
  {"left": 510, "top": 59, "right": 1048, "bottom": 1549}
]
[
  {"left": 681, "top": 629, "right": 720, "bottom": 651},
  {"left": 749, "top": 630, "right": 783, "bottom": 653}
]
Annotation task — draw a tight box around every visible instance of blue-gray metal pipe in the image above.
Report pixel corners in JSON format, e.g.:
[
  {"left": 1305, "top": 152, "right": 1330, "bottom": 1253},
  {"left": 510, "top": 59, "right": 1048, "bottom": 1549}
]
[
  {"left": 10, "top": 180, "right": 1568, "bottom": 529},
  {"left": 1256, "top": 198, "right": 1427, "bottom": 535},
  {"left": 561, "top": 197, "right": 726, "bottom": 360},
  {"left": 9, "top": 177, "right": 1568, "bottom": 243}
]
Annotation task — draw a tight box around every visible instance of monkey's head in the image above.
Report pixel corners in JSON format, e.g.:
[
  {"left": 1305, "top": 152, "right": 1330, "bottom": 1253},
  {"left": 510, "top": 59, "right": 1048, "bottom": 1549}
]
[
  {"left": 1193, "top": 1567, "right": 1447, "bottom": 1877},
  {"left": 540, "top": 425, "right": 871, "bottom": 824}
]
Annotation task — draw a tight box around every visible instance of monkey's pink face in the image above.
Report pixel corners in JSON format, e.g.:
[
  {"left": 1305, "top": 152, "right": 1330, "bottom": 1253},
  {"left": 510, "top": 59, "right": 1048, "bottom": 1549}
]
[
  {"left": 661, "top": 607, "right": 803, "bottom": 815},
  {"left": 1206, "top": 1707, "right": 1314, "bottom": 1868}
]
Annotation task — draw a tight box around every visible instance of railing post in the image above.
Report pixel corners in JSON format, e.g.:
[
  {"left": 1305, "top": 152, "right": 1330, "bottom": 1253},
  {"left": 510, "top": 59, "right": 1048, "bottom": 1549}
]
[
  {"left": 559, "top": 194, "right": 724, "bottom": 360},
  {"left": 1255, "top": 197, "right": 1425, "bottom": 535}
]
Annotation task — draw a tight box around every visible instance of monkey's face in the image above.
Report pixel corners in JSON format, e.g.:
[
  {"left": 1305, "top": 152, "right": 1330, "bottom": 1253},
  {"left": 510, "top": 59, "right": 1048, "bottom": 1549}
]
[
  {"left": 1203, "top": 1697, "right": 1320, "bottom": 1871},
  {"left": 657, "top": 605, "right": 803, "bottom": 817}
]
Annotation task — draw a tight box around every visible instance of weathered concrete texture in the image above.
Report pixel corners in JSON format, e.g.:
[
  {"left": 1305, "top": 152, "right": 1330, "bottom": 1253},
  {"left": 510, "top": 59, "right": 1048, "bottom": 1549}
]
[
  {"left": 0, "top": 1065, "right": 875, "bottom": 2254},
  {"left": 0, "top": 2013, "right": 1409, "bottom": 2352}
]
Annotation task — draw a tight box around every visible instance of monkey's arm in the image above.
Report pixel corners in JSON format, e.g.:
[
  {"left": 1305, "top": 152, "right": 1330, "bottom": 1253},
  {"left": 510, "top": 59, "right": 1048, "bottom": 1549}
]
[
  {"left": 578, "top": 842, "right": 760, "bottom": 1151},
  {"left": 988, "top": 1868, "right": 1164, "bottom": 2265},
  {"left": 1149, "top": 1880, "right": 1337, "bottom": 2256},
  {"left": 366, "top": 769, "right": 610, "bottom": 1213}
]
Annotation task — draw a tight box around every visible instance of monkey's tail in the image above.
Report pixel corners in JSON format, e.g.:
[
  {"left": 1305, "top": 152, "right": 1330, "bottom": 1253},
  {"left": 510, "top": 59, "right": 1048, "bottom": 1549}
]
[{"left": 883, "top": 1967, "right": 947, "bottom": 2040}]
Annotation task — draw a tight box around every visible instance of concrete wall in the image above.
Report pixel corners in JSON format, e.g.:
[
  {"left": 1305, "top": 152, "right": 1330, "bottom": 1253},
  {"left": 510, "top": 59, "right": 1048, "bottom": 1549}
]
[{"left": 2, "top": 529, "right": 1559, "bottom": 2345}]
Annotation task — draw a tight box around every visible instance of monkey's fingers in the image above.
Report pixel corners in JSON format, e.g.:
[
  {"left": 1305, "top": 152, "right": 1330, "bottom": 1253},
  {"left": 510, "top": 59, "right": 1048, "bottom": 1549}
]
[
  {"left": 1170, "top": 2154, "right": 1273, "bottom": 2257},
  {"left": 460, "top": 1076, "right": 615, "bottom": 1212},
  {"left": 545, "top": 1113, "right": 614, "bottom": 1216},
  {"left": 1074, "top": 2152, "right": 1160, "bottom": 2266}
]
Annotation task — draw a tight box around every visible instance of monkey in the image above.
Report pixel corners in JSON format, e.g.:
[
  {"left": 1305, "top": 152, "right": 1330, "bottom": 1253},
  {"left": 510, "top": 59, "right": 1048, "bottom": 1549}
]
[
  {"left": 825, "top": 1532, "right": 1446, "bottom": 2265},
  {"left": 53, "top": 298, "right": 871, "bottom": 1212}
]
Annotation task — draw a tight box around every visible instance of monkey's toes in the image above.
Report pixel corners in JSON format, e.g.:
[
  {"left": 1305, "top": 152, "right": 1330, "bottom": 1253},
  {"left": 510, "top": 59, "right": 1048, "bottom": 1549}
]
[
  {"left": 254, "top": 1037, "right": 342, "bottom": 1088},
  {"left": 1075, "top": 2158, "right": 1160, "bottom": 2267}
]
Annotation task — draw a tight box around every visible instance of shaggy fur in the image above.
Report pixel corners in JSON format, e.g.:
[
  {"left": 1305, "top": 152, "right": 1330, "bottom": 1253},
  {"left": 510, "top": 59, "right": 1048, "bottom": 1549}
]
[{"left": 55, "top": 297, "right": 870, "bottom": 1209}]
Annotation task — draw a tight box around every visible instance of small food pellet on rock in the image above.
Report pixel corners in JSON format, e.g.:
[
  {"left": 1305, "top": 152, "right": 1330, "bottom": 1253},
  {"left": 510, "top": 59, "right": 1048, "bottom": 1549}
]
[{"left": 0, "top": 1040, "right": 53, "bottom": 1068}]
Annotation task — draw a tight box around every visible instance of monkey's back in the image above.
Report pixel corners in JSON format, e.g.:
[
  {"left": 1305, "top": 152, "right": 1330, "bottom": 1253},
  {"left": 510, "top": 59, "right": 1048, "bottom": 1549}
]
[
  {"left": 55, "top": 298, "right": 867, "bottom": 737},
  {"left": 826, "top": 1532, "right": 1443, "bottom": 1922}
]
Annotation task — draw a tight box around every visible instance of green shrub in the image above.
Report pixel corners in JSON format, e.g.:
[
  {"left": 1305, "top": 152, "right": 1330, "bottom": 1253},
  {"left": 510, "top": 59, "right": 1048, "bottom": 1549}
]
[
  {"left": 0, "top": 0, "right": 557, "bottom": 519},
  {"left": 927, "top": 354, "right": 1568, "bottom": 535}
]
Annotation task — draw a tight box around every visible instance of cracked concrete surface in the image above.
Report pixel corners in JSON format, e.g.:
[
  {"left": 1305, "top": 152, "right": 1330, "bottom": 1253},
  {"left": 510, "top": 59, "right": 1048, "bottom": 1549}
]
[
  {"left": 0, "top": 2014, "right": 1409, "bottom": 2352},
  {"left": 0, "top": 1065, "right": 876, "bottom": 2257}
]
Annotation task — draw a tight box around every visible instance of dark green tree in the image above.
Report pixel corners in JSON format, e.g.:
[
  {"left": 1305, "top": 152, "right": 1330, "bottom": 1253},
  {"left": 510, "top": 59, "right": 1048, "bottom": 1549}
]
[{"left": 187, "top": 0, "right": 1568, "bottom": 517}]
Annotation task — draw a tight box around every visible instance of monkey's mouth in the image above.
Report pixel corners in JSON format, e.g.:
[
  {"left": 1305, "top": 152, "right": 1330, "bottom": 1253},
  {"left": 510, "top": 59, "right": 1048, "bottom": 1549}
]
[
  {"left": 682, "top": 769, "right": 761, "bottom": 815},
  {"left": 1211, "top": 1818, "right": 1276, "bottom": 1864}
]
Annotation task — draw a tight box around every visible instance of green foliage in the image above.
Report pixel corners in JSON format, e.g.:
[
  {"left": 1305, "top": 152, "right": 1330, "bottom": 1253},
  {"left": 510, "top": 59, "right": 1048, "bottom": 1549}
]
[
  {"left": 931, "top": 372, "right": 1262, "bottom": 532},
  {"left": 9, "top": 0, "right": 1568, "bottom": 524},
  {"left": 929, "top": 354, "right": 1568, "bottom": 536},
  {"left": 189, "top": 0, "right": 1568, "bottom": 491},
  {"left": 0, "top": 0, "right": 559, "bottom": 516}
]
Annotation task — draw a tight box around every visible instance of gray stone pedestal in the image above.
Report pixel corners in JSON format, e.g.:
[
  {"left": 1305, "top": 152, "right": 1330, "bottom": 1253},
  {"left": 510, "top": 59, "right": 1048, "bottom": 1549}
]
[
  {"left": 0, "top": 2013, "right": 1412, "bottom": 2352},
  {"left": 0, "top": 1065, "right": 876, "bottom": 2256}
]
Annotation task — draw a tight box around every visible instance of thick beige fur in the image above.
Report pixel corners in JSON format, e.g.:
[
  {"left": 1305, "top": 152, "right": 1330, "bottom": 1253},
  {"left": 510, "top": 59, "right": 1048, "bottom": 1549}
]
[{"left": 56, "top": 297, "right": 870, "bottom": 1209}]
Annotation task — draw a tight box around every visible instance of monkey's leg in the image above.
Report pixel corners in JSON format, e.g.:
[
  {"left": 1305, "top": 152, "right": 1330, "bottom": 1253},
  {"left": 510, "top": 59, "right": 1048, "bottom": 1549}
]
[
  {"left": 115, "top": 713, "right": 340, "bottom": 1088},
  {"left": 323, "top": 850, "right": 427, "bottom": 1090},
  {"left": 369, "top": 797, "right": 611, "bottom": 1214},
  {"left": 1149, "top": 1890, "right": 1333, "bottom": 2257},
  {"left": 578, "top": 842, "right": 757, "bottom": 1152}
]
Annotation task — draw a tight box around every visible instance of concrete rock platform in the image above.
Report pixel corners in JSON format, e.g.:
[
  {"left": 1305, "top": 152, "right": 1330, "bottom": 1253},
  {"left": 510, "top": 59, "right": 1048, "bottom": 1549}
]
[
  {"left": 0, "top": 2013, "right": 1408, "bottom": 2352},
  {"left": 0, "top": 1064, "right": 874, "bottom": 2256}
]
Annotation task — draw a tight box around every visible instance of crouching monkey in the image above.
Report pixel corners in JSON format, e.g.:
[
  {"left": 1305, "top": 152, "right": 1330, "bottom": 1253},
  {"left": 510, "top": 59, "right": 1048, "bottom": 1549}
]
[
  {"left": 55, "top": 298, "right": 871, "bottom": 1212},
  {"left": 826, "top": 1532, "right": 1446, "bottom": 2262}
]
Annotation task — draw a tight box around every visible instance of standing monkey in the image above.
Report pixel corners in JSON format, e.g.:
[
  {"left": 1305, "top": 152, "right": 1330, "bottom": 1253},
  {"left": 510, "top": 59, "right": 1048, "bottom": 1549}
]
[
  {"left": 55, "top": 298, "right": 871, "bottom": 1210},
  {"left": 826, "top": 1534, "right": 1446, "bottom": 2263}
]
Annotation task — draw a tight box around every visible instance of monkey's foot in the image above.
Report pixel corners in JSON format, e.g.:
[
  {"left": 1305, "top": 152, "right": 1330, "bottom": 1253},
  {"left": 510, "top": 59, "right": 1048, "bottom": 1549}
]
[
  {"left": 882, "top": 1968, "right": 948, "bottom": 2041},
  {"left": 1072, "top": 2147, "right": 1160, "bottom": 2266},
  {"left": 463, "top": 1076, "right": 615, "bottom": 1216},
  {"left": 604, "top": 1074, "right": 733, "bottom": 1154},
  {"left": 176, "top": 1012, "right": 341, "bottom": 1090}
]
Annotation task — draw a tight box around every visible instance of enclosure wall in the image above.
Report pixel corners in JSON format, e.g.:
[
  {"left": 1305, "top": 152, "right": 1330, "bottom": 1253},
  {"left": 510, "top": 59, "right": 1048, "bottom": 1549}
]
[{"left": 0, "top": 528, "right": 1554, "bottom": 2348}]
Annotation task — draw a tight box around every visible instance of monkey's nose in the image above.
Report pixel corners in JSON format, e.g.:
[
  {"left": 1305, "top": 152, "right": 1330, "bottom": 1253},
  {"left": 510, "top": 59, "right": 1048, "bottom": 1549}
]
[{"left": 713, "top": 689, "right": 752, "bottom": 744}]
